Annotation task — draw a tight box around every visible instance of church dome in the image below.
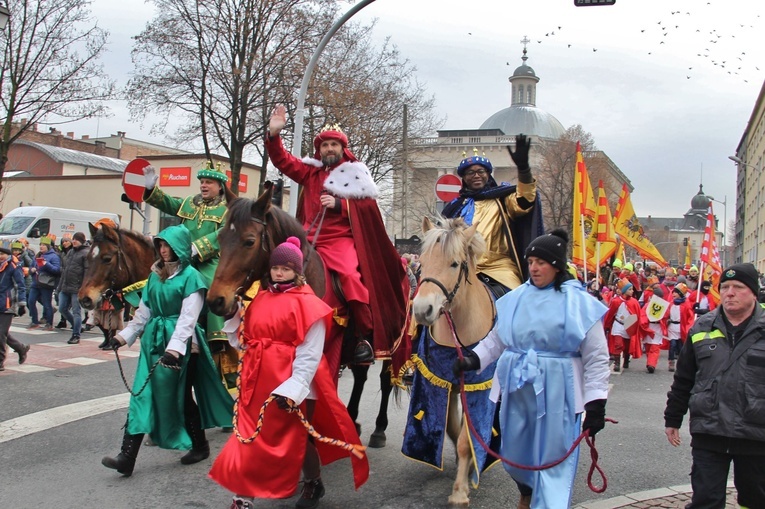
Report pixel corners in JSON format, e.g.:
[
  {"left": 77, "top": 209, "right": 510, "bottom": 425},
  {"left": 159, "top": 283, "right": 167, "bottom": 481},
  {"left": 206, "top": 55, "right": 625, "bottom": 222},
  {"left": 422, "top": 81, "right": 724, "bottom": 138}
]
[
  {"left": 513, "top": 63, "right": 537, "bottom": 78},
  {"left": 480, "top": 105, "right": 566, "bottom": 139},
  {"left": 691, "top": 184, "right": 711, "bottom": 210}
]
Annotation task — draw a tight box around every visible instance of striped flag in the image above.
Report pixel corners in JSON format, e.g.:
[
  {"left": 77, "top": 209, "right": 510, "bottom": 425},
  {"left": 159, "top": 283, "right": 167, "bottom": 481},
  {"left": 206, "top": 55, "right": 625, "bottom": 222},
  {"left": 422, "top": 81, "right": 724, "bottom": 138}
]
[
  {"left": 587, "top": 180, "right": 617, "bottom": 263},
  {"left": 700, "top": 202, "right": 722, "bottom": 305},
  {"left": 572, "top": 142, "right": 597, "bottom": 271}
]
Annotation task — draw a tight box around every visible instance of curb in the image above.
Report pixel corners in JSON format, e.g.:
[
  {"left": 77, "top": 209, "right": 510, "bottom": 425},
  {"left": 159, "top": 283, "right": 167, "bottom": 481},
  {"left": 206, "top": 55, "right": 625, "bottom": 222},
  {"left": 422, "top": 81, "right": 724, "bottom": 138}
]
[{"left": 574, "top": 482, "right": 736, "bottom": 509}]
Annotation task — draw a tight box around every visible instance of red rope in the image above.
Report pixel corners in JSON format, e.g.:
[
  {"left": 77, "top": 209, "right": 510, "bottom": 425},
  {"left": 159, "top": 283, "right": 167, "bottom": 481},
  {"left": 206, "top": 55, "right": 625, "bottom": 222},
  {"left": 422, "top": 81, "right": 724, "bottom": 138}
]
[{"left": 444, "top": 312, "right": 615, "bottom": 493}]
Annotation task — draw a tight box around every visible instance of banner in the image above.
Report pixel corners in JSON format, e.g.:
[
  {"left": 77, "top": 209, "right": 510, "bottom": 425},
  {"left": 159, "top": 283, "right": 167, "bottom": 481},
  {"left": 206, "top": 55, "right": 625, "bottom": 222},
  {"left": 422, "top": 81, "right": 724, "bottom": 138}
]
[
  {"left": 572, "top": 142, "right": 597, "bottom": 270},
  {"left": 587, "top": 180, "right": 617, "bottom": 265},
  {"left": 700, "top": 202, "right": 722, "bottom": 305},
  {"left": 612, "top": 184, "right": 667, "bottom": 265},
  {"left": 646, "top": 294, "right": 670, "bottom": 322},
  {"left": 684, "top": 240, "right": 692, "bottom": 268}
]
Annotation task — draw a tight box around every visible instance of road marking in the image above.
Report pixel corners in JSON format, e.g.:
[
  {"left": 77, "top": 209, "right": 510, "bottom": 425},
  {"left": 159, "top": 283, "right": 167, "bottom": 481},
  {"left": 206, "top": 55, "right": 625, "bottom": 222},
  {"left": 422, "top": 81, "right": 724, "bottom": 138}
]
[
  {"left": 60, "top": 357, "right": 107, "bottom": 366},
  {"left": 36, "top": 342, "right": 77, "bottom": 348},
  {"left": 0, "top": 393, "right": 130, "bottom": 444},
  {"left": 4, "top": 364, "right": 55, "bottom": 373},
  {"left": 9, "top": 326, "right": 56, "bottom": 336}
]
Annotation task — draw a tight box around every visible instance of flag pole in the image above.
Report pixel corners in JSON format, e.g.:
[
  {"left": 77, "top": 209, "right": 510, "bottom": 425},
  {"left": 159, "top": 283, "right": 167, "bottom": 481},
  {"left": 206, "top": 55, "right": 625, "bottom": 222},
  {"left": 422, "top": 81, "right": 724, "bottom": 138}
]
[
  {"left": 581, "top": 213, "right": 588, "bottom": 285},
  {"left": 596, "top": 241, "right": 601, "bottom": 288}
]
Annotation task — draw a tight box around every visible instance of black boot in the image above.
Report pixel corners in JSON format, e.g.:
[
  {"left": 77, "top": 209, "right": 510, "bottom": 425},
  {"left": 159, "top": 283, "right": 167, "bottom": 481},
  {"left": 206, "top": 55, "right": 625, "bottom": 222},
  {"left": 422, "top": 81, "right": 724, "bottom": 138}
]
[
  {"left": 296, "top": 477, "right": 325, "bottom": 509},
  {"left": 102, "top": 431, "right": 143, "bottom": 476},
  {"left": 622, "top": 353, "right": 630, "bottom": 369},
  {"left": 353, "top": 337, "right": 374, "bottom": 364},
  {"left": 611, "top": 355, "right": 621, "bottom": 372},
  {"left": 180, "top": 409, "right": 209, "bottom": 465}
]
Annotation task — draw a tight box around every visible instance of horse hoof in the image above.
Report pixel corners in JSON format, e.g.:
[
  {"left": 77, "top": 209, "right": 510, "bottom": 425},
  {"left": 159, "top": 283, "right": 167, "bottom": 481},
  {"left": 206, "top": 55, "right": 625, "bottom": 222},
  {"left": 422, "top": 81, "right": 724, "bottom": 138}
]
[
  {"left": 368, "top": 431, "right": 386, "bottom": 448},
  {"left": 447, "top": 493, "right": 470, "bottom": 506}
]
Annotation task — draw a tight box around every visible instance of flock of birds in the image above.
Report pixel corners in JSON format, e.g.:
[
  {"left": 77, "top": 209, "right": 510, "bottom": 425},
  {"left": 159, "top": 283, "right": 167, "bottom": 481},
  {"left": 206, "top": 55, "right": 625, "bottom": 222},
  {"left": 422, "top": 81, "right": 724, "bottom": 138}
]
[{"left": 480, "top": 3, "right": 764, "bottom": 86}]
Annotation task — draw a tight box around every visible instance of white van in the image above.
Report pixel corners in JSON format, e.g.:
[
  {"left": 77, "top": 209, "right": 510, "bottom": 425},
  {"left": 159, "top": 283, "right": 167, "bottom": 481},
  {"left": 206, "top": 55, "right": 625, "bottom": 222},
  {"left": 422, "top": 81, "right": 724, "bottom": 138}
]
[{"left": 0, "top": 206, "right": 121, "bottom": 252}]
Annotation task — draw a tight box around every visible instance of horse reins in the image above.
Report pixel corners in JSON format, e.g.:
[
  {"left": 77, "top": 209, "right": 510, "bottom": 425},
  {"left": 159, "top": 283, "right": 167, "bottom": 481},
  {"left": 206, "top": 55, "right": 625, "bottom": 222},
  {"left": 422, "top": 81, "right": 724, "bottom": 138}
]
[
  {"left": 444, "top": 311, "right": 614, "bottom": 493},
  {"left": 418, "top": 260, "right": 470, "bottom": 308}
]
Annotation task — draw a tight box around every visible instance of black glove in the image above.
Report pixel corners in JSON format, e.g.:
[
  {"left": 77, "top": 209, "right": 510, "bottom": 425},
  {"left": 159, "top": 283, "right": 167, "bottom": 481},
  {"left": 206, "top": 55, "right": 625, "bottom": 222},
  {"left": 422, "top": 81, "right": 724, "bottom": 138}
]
[
  {"left": 452, "top": 349, "right": 481, "bottom": 378},
  {"left": 17, "top": 305, "right": 25, "bottom": 317},
  {"left": 273, "top": 395, "right": 294, "bottom": 410},
  {"left": 159, "top": 351, "right": 183, "bottom": 369},
  {"left": 582, "top": 399, "right": 607, "bottom": 437},
  {"left": 507, "top": 134, "right": 532, "bottom": 183},
  {"left": 692, "top": 302, "right": 708, "bottom": 316}
]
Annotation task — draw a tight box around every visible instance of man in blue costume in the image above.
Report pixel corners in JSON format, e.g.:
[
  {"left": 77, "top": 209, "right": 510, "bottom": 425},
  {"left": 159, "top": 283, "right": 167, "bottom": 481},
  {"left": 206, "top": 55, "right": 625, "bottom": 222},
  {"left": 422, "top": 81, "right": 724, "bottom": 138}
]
[{"left": 441, "top": 134, "right": 543, "bottom": 298}]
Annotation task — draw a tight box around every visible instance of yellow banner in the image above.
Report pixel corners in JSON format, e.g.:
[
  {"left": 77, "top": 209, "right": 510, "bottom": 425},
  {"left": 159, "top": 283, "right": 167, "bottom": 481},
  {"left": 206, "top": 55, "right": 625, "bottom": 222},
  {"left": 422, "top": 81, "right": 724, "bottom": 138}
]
[
  {"left": 572, "top": 142, "right": 597, "bottom": 270},
  {"left": 612, "top": 184, "right": 667, "bottom": 265},
  {"left": 587, "top": 180, "right": 617, "bottom": 266}
]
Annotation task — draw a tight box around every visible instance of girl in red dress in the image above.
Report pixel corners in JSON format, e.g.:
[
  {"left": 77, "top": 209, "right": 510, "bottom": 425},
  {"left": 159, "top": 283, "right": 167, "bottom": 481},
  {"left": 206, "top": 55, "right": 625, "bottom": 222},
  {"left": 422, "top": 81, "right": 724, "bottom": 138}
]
[{"left": 209, "top": 237, "right": 368, "bottom": 509}]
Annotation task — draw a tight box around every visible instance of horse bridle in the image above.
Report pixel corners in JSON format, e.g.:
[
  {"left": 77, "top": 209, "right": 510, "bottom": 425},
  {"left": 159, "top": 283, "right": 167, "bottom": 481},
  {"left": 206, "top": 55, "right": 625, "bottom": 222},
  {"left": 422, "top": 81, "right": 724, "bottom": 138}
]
[
  {"left": 233, "top": 214, "right": 271, "bottom": 297},
  {"left": 94, "top": 231, "right": 134, "bottom": 301},
  {"left": 419, "top": 260, "right": 470, "bottom": 308}
]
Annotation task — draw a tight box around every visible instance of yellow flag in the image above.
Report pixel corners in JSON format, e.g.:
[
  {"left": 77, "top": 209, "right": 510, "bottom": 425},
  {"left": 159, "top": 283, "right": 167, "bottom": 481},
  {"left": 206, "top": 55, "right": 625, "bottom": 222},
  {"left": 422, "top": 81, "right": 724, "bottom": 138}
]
[
  {"left": 587, "top": 180, "right": 617, "bottom": 267},
  {"left": 612, "top": 184, "right": 667, "bottom": 265},
  {"left": 571, "top": 142, "right": 597, "bottom": 270},
  {"left": 684, "top": 240, "right": 691, "bottom": 268}
]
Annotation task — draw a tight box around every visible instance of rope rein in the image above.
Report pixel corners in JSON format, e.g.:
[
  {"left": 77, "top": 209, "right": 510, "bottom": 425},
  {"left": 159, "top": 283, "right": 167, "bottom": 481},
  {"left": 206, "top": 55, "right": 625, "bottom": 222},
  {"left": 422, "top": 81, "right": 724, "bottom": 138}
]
[
  {"left": 444, "top": 310, "right": 614, "bottom": 493},
  {"left": 230, "top": 296, "right": 366, "bottom": 460},
  {"left": 113, "top": 347, "right": 161, "bottom": 397}
]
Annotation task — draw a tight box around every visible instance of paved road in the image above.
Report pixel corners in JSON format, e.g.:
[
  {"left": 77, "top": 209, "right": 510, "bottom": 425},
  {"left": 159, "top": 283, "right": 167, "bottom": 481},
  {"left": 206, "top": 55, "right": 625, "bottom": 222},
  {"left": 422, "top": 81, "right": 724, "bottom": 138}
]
[{"left": 0, "top": 317, "right": 736, "bottom": 508}]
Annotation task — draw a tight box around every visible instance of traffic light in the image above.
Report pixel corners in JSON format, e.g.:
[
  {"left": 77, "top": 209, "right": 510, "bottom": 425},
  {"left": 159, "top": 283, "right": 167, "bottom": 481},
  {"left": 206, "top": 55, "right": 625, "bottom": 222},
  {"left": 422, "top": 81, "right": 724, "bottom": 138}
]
[
  {"left": 574, "top": 0, "right": 615, "bottom": 5},
  {"left": 121, "top": 193, "right": 138, "bottom": 211}
]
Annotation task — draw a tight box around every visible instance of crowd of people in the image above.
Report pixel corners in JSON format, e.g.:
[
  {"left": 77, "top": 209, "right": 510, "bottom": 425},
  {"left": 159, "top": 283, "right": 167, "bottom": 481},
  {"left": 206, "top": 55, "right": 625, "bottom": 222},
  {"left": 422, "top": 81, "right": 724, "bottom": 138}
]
[{"left": 3, "top": 106, "right": 764, "bottom": 509}]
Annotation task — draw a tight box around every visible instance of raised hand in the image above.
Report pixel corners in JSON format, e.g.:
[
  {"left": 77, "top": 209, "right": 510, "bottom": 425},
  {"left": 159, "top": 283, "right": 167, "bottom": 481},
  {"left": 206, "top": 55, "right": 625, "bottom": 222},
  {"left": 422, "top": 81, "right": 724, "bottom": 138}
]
[
  {"left": 269, "top": 104, "right": 287, "bottom": 136},
  {"left": 143, "top": 164, "right": 158, "bottom": 189},
  {"left": 507, "top": 134, "right": 531, "bottom": 172}
]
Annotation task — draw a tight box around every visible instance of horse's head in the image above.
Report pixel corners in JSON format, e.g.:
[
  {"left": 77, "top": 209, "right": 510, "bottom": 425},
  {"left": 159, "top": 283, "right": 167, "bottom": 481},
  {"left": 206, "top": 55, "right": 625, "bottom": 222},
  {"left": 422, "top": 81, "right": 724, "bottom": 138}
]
[
  {"left": 78, "top": 223, "right": 154, "bottom": 310},
  {"left": 208, "top": 184, "right": 275, "bottom": 317},
  {"left": 413, "top": 216, "right": 486, "bottom": 325}
]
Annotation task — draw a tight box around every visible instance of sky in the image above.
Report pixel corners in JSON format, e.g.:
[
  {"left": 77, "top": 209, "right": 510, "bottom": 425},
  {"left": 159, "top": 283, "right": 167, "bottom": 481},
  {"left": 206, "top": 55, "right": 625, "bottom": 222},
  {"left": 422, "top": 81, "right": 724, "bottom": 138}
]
[{"left": 67, "top": 0, "right": 765, "bottom": 220}]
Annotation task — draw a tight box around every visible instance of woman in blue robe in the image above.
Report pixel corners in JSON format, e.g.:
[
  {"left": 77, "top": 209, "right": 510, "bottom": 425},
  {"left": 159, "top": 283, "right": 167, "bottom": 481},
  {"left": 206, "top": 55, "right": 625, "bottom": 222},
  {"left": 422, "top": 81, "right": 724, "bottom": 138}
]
[{"left": 456, "top": 229, "right": 610, "bottom": 509}]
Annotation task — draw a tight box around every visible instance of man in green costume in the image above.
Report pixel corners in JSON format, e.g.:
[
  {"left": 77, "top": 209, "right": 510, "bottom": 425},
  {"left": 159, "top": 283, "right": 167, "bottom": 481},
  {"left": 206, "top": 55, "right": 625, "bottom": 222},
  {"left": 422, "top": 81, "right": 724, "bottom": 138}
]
[
  {"left": 142, "top": 161, "right": 239, "bottom": 388},
  {"left": 102, "top": 225, "right": 233, "bottom": 476}
]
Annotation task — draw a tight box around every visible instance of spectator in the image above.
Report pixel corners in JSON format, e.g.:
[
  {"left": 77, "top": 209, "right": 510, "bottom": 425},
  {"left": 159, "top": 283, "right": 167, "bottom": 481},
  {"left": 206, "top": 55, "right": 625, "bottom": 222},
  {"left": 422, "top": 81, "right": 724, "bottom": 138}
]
[
  {"left": 0, "top": 247, "right": 29, "bottom": 371},
  {"left": 665, "top": 263, "right": 765, "bottom": 508},
  {"left": 58, "top": 232, "right": 88, "bottom": 344},
  {"left": 27, "top": 236, "right": 61, "bottom": 331}
]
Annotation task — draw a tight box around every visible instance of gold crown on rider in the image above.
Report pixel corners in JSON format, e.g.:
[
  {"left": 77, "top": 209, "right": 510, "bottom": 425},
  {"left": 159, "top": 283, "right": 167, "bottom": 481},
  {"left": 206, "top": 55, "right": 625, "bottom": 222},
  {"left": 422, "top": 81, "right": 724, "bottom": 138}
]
[
  {"left": 197, "top": 160, "right": 229, "bottom": 183},
  {"left": 319, "top": 123, "right": 344, "bottom": 134}
]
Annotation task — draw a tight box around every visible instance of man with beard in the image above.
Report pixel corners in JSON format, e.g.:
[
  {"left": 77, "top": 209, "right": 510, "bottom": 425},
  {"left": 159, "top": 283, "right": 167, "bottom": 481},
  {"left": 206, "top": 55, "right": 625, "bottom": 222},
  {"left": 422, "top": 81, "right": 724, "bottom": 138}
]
[
  {"left": 441, "top": 138, "right": 543, "bottom": 297},
  {"left": 265, "top": 104, "right": 408, "bottom": 372}
]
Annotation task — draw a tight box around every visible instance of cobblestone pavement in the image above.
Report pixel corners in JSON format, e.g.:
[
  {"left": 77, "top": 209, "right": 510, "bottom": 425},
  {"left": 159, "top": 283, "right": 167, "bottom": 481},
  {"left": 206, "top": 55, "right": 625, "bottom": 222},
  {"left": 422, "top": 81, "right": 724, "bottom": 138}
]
[{"left": 575, "top": 486, "right": 737, "bottom": 509}]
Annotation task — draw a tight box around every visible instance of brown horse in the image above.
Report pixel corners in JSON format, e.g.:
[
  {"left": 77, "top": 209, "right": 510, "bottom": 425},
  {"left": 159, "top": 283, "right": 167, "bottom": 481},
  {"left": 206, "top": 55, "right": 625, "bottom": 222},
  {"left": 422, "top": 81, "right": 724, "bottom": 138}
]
[
  {"left": 78, "top": 223, "right": 155, "bottom": 342},
  {"left": 409, "top": 216, "right": 497, "bottom": 506},
  {"left": 207, "top": 183, "right": 396, "bottom": 448}
]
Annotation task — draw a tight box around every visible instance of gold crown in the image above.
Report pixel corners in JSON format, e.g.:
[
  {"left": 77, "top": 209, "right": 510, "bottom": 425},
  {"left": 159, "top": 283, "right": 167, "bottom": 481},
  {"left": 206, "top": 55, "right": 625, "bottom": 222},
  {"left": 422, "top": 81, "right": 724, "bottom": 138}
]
[{"left": 319, "top": 123, "right": 344, "bottom": 134}]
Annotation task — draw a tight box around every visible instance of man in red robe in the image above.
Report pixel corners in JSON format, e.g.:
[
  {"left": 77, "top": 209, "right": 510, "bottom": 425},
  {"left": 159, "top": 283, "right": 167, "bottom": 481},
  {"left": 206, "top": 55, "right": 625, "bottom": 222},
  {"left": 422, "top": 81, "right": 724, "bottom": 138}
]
[{"left": 265, "top": 104, "right": 408, "bottom": 370}]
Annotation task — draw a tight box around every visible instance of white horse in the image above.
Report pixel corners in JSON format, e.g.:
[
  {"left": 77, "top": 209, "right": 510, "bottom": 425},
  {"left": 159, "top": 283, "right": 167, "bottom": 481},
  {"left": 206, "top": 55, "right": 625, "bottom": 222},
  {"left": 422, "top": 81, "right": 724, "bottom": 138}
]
[{"left": 407, "top": 217, "right": 497, "bottom": 505}]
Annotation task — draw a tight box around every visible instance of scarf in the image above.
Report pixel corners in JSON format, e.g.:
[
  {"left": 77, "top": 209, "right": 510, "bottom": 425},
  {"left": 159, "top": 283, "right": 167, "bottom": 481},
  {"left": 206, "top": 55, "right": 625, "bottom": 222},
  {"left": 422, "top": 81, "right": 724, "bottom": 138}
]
[
  {"left": 441, "top": 176, "right": 519, "bottom": 223},
  {"left": 151, "top": 260, "right": 181, "bottom": 282},
  {"left": 192, "top": 193, "right": 224, "bottom": 207},
  {"left": 267, "top": 280, "right": 298, "bottom": 293}
]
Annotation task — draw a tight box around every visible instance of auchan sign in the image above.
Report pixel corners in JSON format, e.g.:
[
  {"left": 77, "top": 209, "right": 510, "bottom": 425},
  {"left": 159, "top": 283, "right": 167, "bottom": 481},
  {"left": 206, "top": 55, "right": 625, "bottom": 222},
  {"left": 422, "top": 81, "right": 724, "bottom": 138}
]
[
  {"left": 226, "top": 171, "right": 248, "bottom": 193},
  {"left": 160, "top": 167, "right": 192, "bottom": 186}
]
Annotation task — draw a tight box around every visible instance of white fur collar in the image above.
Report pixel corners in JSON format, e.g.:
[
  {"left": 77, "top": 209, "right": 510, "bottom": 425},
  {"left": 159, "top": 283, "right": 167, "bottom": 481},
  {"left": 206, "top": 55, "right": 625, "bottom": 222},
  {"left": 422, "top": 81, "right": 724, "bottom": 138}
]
[
  {"left": 323, "top": 161, "right": 378, "bottom": 199},
  {"left": 301, "top": 156, "right": 324, "bottom": 168}
]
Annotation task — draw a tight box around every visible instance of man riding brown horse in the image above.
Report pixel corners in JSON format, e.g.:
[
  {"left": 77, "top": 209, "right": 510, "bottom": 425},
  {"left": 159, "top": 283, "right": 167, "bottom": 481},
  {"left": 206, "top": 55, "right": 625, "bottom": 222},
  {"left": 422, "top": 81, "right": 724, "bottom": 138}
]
[{"left": 266, "top": 104, "right": 408, "bottom": 366}]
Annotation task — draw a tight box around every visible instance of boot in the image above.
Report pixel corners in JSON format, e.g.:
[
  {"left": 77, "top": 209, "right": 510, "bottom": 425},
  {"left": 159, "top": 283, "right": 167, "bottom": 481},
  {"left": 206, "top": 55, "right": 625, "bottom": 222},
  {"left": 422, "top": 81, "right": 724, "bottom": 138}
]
[
  {"left": 517, "top": 494, "right": 532, "bottom": 509},
  {"left": 668, "top": 360, "right": 676, "bottom": 372},
  {"left": 55, "top": 319, "right": 67, "bottom": 329},
  {"left": 611, "top": 355, "right": 621, "bottom": 373},
  {"left": 180, "top": 410, "right": 209, "bottom": 465},
  {"left": 295, "top": 477, "right": 325, "bottom": 509},
  {"left": 102, "top": 431, "right": 143, "bottom": 476},
  {"left": 622, "top": 353, "right": 630, "bottom": 369},
  {"left": 353, "top": 337, "right": 374, "bottom": 364}
]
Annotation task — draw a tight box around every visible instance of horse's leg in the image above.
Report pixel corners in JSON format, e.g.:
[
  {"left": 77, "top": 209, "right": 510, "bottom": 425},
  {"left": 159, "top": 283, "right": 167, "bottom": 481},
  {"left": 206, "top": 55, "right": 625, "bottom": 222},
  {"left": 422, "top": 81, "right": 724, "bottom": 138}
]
[
  {"left": 347, "top": 363, "right": 369, "bottom": 436},
  {"left": 448, "top": 413, "right": 472, "bottom": 506},
  {"left": 368, "top": 360, "right": 393, "bottom": 448}
]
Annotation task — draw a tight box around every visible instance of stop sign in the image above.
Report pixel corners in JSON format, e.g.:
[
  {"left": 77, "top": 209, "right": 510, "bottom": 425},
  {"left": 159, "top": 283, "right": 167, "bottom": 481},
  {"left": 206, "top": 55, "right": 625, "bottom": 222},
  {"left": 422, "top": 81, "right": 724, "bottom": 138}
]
[
  {"left": 122, "top": 158, "right": 151, "bottom": 203},
  {"left": 435, "top": 173, "right": 462, "bottom": 202}
]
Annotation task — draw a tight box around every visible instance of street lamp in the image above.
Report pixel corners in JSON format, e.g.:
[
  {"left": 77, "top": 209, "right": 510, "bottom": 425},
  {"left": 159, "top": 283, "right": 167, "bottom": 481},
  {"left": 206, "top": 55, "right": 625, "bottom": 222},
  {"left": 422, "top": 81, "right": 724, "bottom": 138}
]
[
  {"left": 0, "top": 4, "right": 10, "bottom": 30},
  {"left": 707, "top": 194, "right": 727, "bottom": 267},
  {"left": 729, "top": 155, "right": 762, "bottom": 269},
  {"left": 288, "top": 0, "right": 378, "bottom": 216}
]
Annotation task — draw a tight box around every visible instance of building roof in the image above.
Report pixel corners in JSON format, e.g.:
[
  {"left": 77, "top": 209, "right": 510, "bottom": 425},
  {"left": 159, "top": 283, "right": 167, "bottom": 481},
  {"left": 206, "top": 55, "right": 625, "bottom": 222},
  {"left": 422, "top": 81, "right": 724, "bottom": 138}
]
[
  {"left": 479, "top": 105, "right": 566, "bottom": 140},
  {"left": 513, "top": 63, "right": 537, "bottom": 78},
  {"left": 16, "top": 140, "right": 127, "bottom": 173}
]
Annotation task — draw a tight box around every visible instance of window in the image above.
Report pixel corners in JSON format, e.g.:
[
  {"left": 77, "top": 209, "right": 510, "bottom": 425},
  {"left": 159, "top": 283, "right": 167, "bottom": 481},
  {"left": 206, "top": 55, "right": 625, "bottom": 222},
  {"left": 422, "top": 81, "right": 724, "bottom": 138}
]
[
  {"left": 29, "top": 218, "right": 50, "bottom": 237},
  {"left": 158, "top": 212, "right": 182, "bottom": 232},
  {"left": 0, "top": 216, "right": 34, "bottom": 235}
]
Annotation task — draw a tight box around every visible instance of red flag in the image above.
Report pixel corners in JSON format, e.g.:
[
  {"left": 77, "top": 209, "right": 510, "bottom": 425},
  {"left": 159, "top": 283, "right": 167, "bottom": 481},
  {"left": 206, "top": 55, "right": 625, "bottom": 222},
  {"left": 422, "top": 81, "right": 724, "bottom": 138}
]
[{"left": 700, "top": 202, "right": 722, "bottom": 305}]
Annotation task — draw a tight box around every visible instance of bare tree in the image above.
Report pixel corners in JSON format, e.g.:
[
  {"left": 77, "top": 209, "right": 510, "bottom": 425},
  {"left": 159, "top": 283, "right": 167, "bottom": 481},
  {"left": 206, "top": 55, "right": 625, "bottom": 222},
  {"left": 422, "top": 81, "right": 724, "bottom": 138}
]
[
  {"left": 0, "top": 0, "right": 115, "bottom": 191},
  {"left": 127, "top": 0, "right": 337, "bottom": 194}
]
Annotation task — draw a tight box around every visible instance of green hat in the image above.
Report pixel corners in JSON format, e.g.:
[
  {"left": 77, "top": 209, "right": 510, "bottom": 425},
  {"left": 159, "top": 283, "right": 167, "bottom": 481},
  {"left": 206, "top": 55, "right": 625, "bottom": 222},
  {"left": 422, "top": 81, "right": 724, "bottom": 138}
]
[
  {"left": 612, "top": 259, "right": 622, "bottom": 269},
  {"left": 40, "top": 236, "right": 52, "bottom": 246},
  {"left": 197, "top": 161, "right": 229, "bottom": 183},
  {"left": 11, "top": 241, "right": 23, "bottom": 250}
]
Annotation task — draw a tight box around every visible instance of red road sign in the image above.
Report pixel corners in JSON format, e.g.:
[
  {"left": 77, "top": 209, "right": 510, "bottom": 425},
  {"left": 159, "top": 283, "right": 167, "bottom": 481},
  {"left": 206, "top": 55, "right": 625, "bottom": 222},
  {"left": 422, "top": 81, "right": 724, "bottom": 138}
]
[
  {"left": 435, "top": 173, "right": 462, "bottom": 202},
  {"left": 122, "top": 158, "right": 151, "bottom": 203}
]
